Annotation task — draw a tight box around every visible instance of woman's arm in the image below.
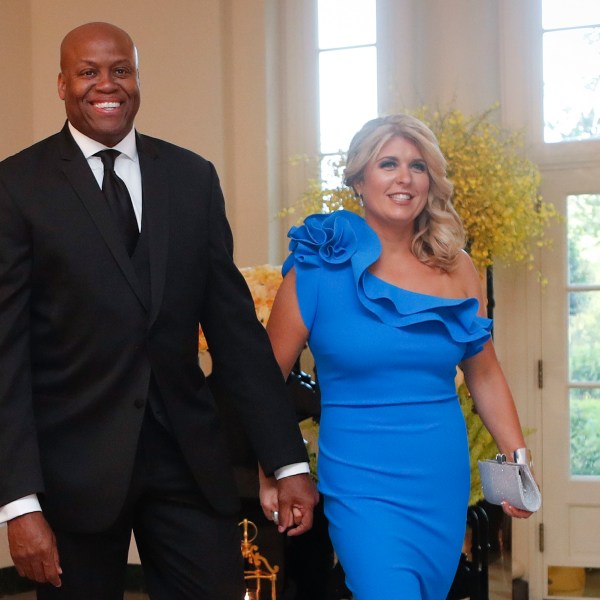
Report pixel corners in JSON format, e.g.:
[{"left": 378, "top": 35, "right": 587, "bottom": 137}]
[
  {"left": 460, "top": 343, "right": 533, "bottom": 518},
  {"left": 259, "top": 268, "right": 311, "bottom": 520},
  {"left": 461, "top": 343, "right": 526, "bottom": 457},
  {"left": 456, "top": 252, "right": 533, "bottom": 518},
  {"left": 266, "top": 268, "right": 310, "bottom": 379},
  {"left": 455, "top": 252, "right": 527, "bottom": 455}
]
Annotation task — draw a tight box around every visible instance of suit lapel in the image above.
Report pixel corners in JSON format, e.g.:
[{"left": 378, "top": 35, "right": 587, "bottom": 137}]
[
  {"left": 58, "top": 125, "right": 148, "bottom": 310},
  {"left": 137, "top": 133, "right": 169, "bottom": 327}
]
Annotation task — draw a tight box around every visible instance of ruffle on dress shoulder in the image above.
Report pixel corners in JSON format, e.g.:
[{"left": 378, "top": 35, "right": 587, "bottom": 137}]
[
  {"left": 283, "top": 212, "right": 360, "bottom": 274},
  {"left": 283, "top": 210, "right": 492, "bottom": 357}
]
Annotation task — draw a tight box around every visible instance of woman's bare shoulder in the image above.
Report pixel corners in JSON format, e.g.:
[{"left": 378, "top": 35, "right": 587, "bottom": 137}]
[{"left": 453, "top": 250, "right": 485, "bottom": 302}]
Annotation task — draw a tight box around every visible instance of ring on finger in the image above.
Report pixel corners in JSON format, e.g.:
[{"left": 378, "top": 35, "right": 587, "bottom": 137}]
[{"left": 272, "top": 511, "right": 279, "bottom": 525}]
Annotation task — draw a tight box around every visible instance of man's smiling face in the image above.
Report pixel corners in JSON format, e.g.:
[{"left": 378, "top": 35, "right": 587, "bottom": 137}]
[{"left": 58, "top": 23, "right": 141, "bottom": 147}]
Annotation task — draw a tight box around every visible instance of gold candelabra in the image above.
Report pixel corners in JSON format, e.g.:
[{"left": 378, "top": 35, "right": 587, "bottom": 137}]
[{"left": 239, "top": 518, "right": 279, "bottom": 600}]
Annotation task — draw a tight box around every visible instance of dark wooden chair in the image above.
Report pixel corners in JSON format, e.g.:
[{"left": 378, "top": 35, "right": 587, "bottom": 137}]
[{"left": 446, "top": 505, "right": 490, "bottom": 600}]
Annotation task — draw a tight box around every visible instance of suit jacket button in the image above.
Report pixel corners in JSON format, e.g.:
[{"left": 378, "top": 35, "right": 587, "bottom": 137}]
[{"left": 134, "top": 398, "right": 145, "bottom": 409}]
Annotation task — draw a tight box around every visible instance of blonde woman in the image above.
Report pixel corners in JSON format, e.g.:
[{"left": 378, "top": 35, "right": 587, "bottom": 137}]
[{"left": 260, "top": 114, "right": 534, "bottom": 599}]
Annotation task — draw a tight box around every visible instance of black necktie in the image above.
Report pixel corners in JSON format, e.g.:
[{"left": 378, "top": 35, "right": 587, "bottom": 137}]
[{"left": 95, "top": 150, "right": 139, "bottom": 255}]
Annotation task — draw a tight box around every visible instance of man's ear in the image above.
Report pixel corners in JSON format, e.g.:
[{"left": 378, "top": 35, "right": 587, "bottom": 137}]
[{"left": 57, "top": 73, "right": 66, "bottom": 100}]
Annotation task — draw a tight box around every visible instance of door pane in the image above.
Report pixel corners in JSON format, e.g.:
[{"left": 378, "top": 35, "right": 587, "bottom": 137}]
[
  {"left": 568, "top": 194, "right": 600, "bottom": 285},
  {"left": 569, "top": 291, "right": 600, "bottom": 382},
  {"left": 568, "top": 194, "right": 600, "bottom": 477},
  {"left": 570, "top": 388, "right": 600, "bottom": 475}
]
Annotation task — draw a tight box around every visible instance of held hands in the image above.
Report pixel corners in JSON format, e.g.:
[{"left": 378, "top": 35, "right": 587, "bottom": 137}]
[
  {"left": 7, "top": 512, "right": 62, "bottom": 587},
  {"left": 259, "top": 470, "right": 319, "bottom": 536}
]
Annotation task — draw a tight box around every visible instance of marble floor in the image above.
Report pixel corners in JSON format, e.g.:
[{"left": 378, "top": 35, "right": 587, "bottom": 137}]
[{"left": 488, "top": 553, "right": 513, "bottom": 600}]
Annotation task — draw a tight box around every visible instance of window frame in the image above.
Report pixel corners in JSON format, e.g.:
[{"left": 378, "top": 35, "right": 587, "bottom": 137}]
[{"left": 500, "top": 0, "right": 600, "bottom": 168}]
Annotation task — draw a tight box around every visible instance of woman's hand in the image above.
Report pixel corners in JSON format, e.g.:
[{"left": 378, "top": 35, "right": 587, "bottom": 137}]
[
  {"left": 258, "top": 466, "right": 279, "bottom": 522},
  {"left": 501, "top": 502, "right": 534, "bottom": 519},
  {"left": 501, "top": 464, "right": 539, "bottom": 519}
]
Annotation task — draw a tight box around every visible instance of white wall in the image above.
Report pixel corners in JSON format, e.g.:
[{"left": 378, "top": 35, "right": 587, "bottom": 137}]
[
  {"left": 0, "top": 0, "right": 33, "bottom": 159},
  {"left": 377, "top": 0, "right": 500, "bottom": 114}
]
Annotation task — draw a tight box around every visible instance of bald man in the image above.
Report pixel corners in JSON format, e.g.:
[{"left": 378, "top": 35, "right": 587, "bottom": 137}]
[{"left": 0, "top": 22, "right": 317, "bottom": 600}]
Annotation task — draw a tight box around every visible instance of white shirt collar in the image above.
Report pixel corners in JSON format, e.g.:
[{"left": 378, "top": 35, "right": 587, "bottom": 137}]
[{"left": 68, "top": 122, "right": 138, "bottom": 162}]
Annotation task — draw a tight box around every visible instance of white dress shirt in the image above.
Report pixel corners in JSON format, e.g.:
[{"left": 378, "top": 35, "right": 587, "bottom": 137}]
[{"left": 69, "top": 122, "right": 142, "bottom": 230}]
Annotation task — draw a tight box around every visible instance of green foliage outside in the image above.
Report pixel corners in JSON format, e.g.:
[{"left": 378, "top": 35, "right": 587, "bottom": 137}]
[
  {"left": 570, "top": 392, "right": 600, "bottom": 475},
  {"left": 567, "top": 194, "right": 600, "bottom": 475}
]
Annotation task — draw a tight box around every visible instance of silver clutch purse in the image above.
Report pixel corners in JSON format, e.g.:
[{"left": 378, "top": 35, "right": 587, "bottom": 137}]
[{"left": 478, "top": 453, "right": 542, "bottom": 512}]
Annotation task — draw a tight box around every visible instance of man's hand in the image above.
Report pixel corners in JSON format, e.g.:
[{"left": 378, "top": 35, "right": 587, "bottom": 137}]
[
  {"left": 7, "top": 512, "right": 62, "bottom": 587},
  {"left": 276, "top": 473, "right": 319, "bottom": 537}
]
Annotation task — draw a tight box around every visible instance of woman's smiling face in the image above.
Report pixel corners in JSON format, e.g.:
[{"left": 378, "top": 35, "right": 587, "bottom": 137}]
[{"left": 354, "top": 135, "right": 430, "bottom": 232}]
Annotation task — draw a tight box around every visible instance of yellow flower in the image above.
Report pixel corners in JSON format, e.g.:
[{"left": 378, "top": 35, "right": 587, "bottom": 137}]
[{"left": 239, "top": 265, "right": 283, "bottom": 326}]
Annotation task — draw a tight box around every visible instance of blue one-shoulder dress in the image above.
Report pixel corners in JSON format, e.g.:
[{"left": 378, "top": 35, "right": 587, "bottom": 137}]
[{"left": 283, "top": 211, "right": 492, "bottom": 600}]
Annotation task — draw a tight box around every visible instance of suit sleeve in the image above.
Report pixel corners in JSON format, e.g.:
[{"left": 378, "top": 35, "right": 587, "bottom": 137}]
[
  {"left": 199, "top": 164, "right": 308, "bottom": 475},
  {"left": 0, "top": 177, "right": 45, "bottom": 506}
]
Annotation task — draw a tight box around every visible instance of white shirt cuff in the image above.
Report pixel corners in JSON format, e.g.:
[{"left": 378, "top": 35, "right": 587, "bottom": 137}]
[
  {"left": 274, "top": 462, "right": 310, "bottom": 480},
  {"left": 0, "top": 495, "right": 42, "bottom": 527}
]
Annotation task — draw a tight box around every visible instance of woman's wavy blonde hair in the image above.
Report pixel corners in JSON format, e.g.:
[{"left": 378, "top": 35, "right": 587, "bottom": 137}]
[{"left": 343, "top": 114, "right": 465, "bottom": 272}]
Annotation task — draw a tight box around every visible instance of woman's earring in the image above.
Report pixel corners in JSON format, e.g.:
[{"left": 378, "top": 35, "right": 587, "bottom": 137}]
[{"left": 357, "top": 193, "right": 364, "bottom": 207}]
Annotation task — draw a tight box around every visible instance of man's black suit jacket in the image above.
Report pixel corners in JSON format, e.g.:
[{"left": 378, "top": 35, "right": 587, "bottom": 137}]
[{"left": 0, "top": 124, "right": 306, "bottom": 532}]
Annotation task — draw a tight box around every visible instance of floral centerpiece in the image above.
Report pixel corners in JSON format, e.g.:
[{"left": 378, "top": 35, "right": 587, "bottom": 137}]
[{"left": 238, "top": 264, "right": 283, "bottom": 325}]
